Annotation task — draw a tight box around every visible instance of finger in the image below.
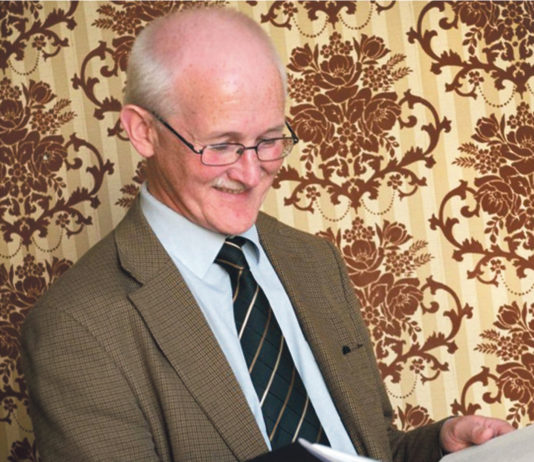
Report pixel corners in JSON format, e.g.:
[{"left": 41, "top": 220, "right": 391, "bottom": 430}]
[{"left": 471, "top": 425, "right": 495, "bottom": 445}]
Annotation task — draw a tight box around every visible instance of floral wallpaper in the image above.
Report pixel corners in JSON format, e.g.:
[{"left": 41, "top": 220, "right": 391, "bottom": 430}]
[{"left": 1, "top": 1, "right": 533, "bottom": 460}]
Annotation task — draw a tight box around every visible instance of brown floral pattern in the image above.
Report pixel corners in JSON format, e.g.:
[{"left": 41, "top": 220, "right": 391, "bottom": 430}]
[
  {"left": 408, "top": 1, "right": 534, "bottom": 99},
  {"left": 0, "top": 2, "right": 77, "bottom": 73},
  {"left": 318, "top": 219, "right": 472, "bottom": 385},
  {"left": 430, "top": 103, "right": 534, "bottom": 286},
  {"left": 7, "top": 437, "right": 38, "bottom": 462},
  {"left": 256, "top": 1, "right": 395, "bottom": 33},
  {"left": 0, "top": 255, "right": 71, "bottom": 460},
  {"left": 0, "top": 78, "right": 113, "bottom": 247},
  {"left": 116, "top": 161, "right": 146, "bottom": 209},
  {"left": 473, "top": 301, "right": 534, "bottom": 426},
  {"left": 395, "top": 403, "right": 434, "bottom": 431},
  {"left": 452, "top": 299, "right": 534, "bottom": 428},
  {"left": 274, "top": 31, "right": 450, "bottom": 214}
]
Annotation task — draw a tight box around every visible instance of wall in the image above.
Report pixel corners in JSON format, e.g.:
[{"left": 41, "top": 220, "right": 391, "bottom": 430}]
[{"left": 1, "top": 1, "right": 533, "bottom": 459}]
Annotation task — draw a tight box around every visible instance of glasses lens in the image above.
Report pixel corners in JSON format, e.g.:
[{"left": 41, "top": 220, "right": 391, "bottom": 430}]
[
  {"left": 202, "top": 144, "right": 241, "bottom": 166},
  {"left": 257, "top": 137, "right": 294, "bottom": 161}
]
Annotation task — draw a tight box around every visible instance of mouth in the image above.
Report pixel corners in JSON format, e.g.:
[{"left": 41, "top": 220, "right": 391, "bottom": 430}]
[
  {"left": 215, "top": 186, "right": 246, "bottom": 194},
  {"left": 213, "top": 179, "right": 247, "bottom": 195}
]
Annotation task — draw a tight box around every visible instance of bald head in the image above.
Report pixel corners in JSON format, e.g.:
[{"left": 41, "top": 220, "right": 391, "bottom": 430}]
[{"left": 124, "top": 7, "right": 286, "bottom": 118}]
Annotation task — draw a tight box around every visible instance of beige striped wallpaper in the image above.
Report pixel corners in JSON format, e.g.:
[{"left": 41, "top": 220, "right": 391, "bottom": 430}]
[{"left": 1, "top": 1, "right": 533, "bottom": 459}]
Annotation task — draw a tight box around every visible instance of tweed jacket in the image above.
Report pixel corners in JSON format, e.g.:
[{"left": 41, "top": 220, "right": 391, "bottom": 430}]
[{"left": 21, "top": 199, "right": 444, "bottom": 462}]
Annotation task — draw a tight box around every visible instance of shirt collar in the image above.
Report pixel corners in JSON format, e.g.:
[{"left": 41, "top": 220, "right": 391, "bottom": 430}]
[{"left": 139, "top": 182, "right": 261, "bottom": 278}]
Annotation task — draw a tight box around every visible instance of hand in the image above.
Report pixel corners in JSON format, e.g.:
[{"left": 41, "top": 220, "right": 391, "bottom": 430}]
[{"left": 440, "top": 415, "right": 515, "bottom": 453}]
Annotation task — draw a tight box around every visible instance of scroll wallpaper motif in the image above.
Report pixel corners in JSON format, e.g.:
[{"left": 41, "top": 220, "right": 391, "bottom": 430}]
[{"left": 0, "top": 1, "right": 533, "bottom": 460}]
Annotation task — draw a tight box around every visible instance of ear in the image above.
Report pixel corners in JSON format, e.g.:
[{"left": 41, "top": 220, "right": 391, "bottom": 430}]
[{"left": 120, "top": 104, "right": 159, "bottom": 159}]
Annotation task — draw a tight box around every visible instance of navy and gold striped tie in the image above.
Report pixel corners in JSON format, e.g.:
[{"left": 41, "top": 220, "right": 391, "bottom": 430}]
[{"left": 216, "top": 236, "right": 329, "bottom": 449}]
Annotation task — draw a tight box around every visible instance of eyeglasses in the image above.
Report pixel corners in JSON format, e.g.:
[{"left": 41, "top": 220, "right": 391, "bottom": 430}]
[{"left": 151, "top": 111, "right": 299, "bottom": 166}]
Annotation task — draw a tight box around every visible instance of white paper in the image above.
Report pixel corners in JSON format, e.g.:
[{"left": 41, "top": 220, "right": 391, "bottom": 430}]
[
  {"left": 298, "top": 439, "right": 378, "bottom": 462},
  {"left": 441, "top": 425, "right": 534, "bottom": 462}
]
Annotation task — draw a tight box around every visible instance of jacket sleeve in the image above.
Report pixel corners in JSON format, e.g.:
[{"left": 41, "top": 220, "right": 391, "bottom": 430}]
[{"left": 21, "top": 306, "right": 162, "bottom": 462}]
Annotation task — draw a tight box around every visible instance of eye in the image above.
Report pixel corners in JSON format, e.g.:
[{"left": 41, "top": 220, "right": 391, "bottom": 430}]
[
  {"left": 260, "top": 138, "right": 278, "bottom": 147},
  {"left": 208, "top": 143, "right": 234, "bottom": 153}
]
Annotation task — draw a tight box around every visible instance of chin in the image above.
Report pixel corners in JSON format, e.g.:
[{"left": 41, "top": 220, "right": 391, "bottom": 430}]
[
  {"left": 221, "top": 223, "right": 254, "bottom": 236},
  {"left": 216, "top": 215, "right": 257, "bottom": 236}
]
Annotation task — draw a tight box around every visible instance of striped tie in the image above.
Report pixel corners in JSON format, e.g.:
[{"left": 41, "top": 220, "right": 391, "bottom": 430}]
[{"left": 215, "top": 236, "right": 329, "bottom": 449}]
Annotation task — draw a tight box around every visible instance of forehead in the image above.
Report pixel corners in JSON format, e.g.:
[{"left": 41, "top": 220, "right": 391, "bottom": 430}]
[
  {"left": 166, "top": 18, "right": 282, "bottom": 92},
  {"left": 172, "top": 60, "right": 286, "bottom": 135}
]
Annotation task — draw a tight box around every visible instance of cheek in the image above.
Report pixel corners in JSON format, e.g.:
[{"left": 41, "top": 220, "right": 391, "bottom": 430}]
[
  {"left": 255, "top": 165, "right": 282, "bottom": 198},
  {"left": 263, "top": 159, "right": 284, "bottom": 177},
  {"left": 263, "top": 161, "right": 283, "bottom": 186},
  {"left": 181, "top": 158, "right": 226, "bottom": 187}
]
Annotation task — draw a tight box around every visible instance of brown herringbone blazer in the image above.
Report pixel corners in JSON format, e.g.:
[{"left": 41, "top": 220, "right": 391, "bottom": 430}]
[{"left": 21, "top": 199, "right": 444, "bottom": 461}]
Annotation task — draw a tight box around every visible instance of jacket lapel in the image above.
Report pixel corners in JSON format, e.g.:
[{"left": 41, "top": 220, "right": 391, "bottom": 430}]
[{"left": 114, "top": 201, "right": 268, "bottom": 460}]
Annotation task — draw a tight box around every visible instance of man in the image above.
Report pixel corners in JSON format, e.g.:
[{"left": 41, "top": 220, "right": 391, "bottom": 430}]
[{"left": 21, "top": 7, "right": 513, "bottom": 462}]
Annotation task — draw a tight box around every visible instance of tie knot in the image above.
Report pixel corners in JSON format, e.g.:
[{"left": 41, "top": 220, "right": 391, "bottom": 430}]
[{"left": 215, "top": 236, "right": 249, "bottom": 271}]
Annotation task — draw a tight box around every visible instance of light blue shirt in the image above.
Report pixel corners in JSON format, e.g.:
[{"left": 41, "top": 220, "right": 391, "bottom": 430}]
[{"left": 140, "top": 183, "right": 356, "bottom": 454}]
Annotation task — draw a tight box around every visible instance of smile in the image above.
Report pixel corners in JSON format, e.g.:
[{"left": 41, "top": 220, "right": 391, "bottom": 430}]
[
  {"left": 213, "top": 178, "right": 247, "bottom": 194},
  {"left": 215, "top": 186, "right": 246, "bottom": 194}
]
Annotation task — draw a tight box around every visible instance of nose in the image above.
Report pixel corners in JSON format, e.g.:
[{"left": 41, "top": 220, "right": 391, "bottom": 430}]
[{"left": 228, "top": 148, "right": 262, "bottom": 186}]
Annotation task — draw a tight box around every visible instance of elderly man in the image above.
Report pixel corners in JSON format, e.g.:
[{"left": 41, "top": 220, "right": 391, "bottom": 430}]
[{"left": 21, "top": 7, "right": 512, "bottom": 462}]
